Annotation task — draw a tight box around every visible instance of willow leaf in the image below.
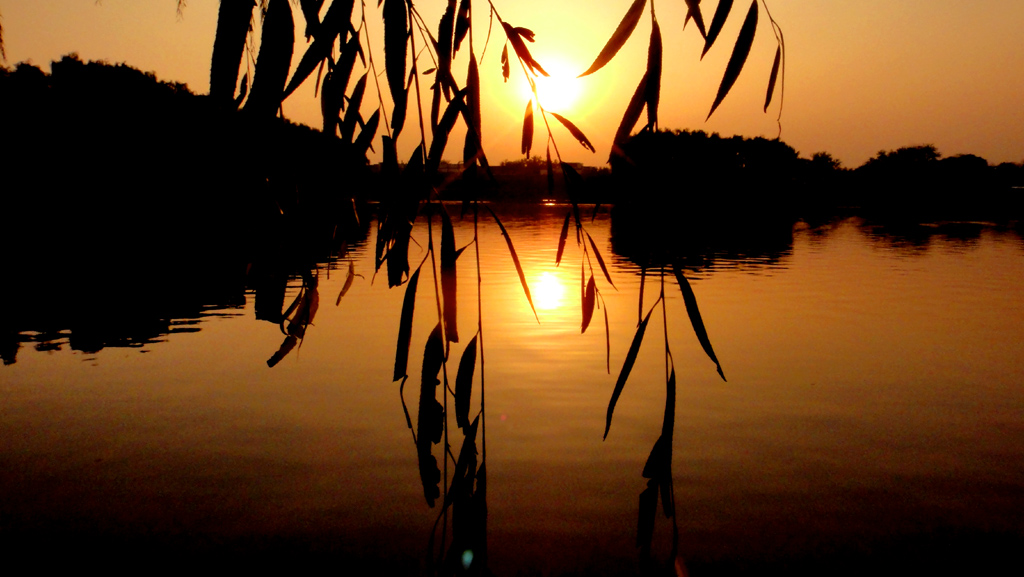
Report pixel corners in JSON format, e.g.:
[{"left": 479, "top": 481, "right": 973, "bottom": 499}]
[
  {"left": 546, "top": 145, "right": 556, "bottom": 197},
  {"left": 453, "top": 0, "right": 471, "bottom": 54},
  {"left": 440, "top": 206, "right": 459, "bottom": 343},
  {"left": 638, "top": 264, "right": 646, "bottom": 324},
  {"left": 645, "top": 16, "right": 662, "bottom": 130},
  {"left": 244, "top": 0, "right": 294, "bottom": 119},
  {"left": 603, "top": 303, "right": 611, "bottom": 374},
  {"left": 702, "top": 0, "right": 733, "bottom": 58},
  {"left": 707, "top": 0, "right": 757, "bottom": 121},
  {"left": 579, "top": 0, "right": 647, "bottom": 77},
  {"left": 464, "top": 56, "right": 482, "bottom": 165},
  {"left": 393, "top": 267, "right": 420, "bottom": 381},
  {"left": 299, "top": 0, "right": 324, "bottom": 39},
  {"left": 764, "top": 45, "right": 781, "bottom": 112},
  {"left": 550, "top": 112, "right": 595, "bottom": 153},
  {"left": 340, "top": 72, "right": 368, "bottom": 143},
  {"left": 319, "top": 0, "right": 354, "bottom": 40},
  {"left": 610, "top": 72, "right": 648, "bottom": 161},
  {"left": 454, "top": 335, "right": 478, "bottom": 430},
  {"left": 416, "top": 323, "right": 444, "bottom": 507},
  {"left": 334, "top": 34, "right": 362, "bottom": 108},
  {"left": 320, "top": 70, "right": 339, "bottom": 135},
  {"left": 605, "top": 304, "right": 655, "bottom": 439},
  {"left": 673, "top": 264, "right": 726, "bottom": 381},
  {"left": 353, "top": 109, "right": 380, "bottom": 156},
  {"left": 585, "top": 231, "right": 616, "bottom": 289},
  {"left": 683, "top": 0, "right": 707, "bottom": 40},
  {"left": 426, "top": 90, "right": 467, "bottom": 176},
  {"left": 501, "top": 44, "right": 510, "bottom": 82},
  {"left": 443, "top": 415, "right": 479, "bottom": 509},
  {"left": 555, "top": 210, "right": 570, "bottom": 266},
  {"left": 437, "top": 0, "right": 456, "bottom": 100},
  {"left": 486, "top": 206, "right": 538, "bottom": 322},
  {"left": 283, "top": 13, "right": 339, "bottom": 100},
  {"left": 582, "top": 275, "right": 596, "bottom": 334},
  {"left": 521, "top": 100, "right": 534, "bottom": 157},
  {"left": 384, "top": 0, "right": 408, "bottom": 133}
]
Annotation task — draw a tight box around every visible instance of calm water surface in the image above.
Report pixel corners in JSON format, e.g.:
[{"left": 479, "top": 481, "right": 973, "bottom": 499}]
[{"left": 2, "top": 209, "right": 1023, "bottom": 574}]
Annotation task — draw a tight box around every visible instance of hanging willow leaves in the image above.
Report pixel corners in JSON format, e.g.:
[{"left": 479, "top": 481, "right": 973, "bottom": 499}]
[
  {"left": 611, "top": 72, "right": 647, "bottom": 161},
  {"left": 550, "top": 113, "right": 595, "bottom": 153},
  {"left": 427, "top": 90, "right": 467, "bottom": 176},
  {"left": 320, "top": 70, "right": 339, "bottom": 135},
  {"left": 417, "top": 323, "right": 444, "bottom": 507},
  {"left": 673, "top": 264, "right": 726, "bottom": 381},
  {"left": 579, "top": 0, "right": 646, "bottom": 77},
  {"left": 352, "top": 108, "right": 380, "bottom": 156},
  {"left": 208, "top": 0, "right": 254, "bottom": 103},
  {"left": 464, "top": 56, "right": 482, "bottom": 165},
  {"left": 555, "top": 210, "right": 570, "bottom": 266},
  {"left": 764, "top": 45, "right": 781, "bottom": 112},
  {"left": 502, "top": 22, "right": 548, "bottom": 77},
  {"left": 440, "top": 206, "right": 459, "bottom": 344},
  {"left": 586, "top": 231, "right": 616, "bottom": 289},
  {"left": 683, "top": 0, "right": 707, "bottom": 40},
  {"left": 340, "top": 72, "right": 368, "bottom": 142},
  {"left": 645, "top": 15, "right": 662, "bottom": 130},
  {"left": 437, "top": 0, "right": 457, "bottom": 101},
  {"left": 300, "top": 0, "right": 324, "bottom": 39},
  {"left": 521, "top": 99, "right": 534, "bottom": 157},
  {"left": 582, "top": 275, "right": 596, "bottom": 334},
  {"left": 702, "top": 0, "right": 733, "bottom": 58},
  {"left": 384, "top": 0, "right": 408, "bottom": 135},
  {"left": 244, "top": 0, "right": 294, "bottom": 118},
  {"left": 283, "top": 0, "right": 353, "bottom": 99},
  {"left": 454, "top": 335, "right": 478, "bottom": 431},
  {"left": 453, "top": 0, "right": 471, "bottom": 54},
  {"left": 444, "top": 415, "right": 479, "bottom": 509},
  {"left": 707, "top": 0, "right": 757, "bottom": 120},
  {"left": 605, "top": 304, "right": 655, "bottom": 439},
  {"left": 486, "top": 206, "right": 538, "bottom": 322},
  {"left": 393, "top": 267, "right": 420, "bottom": 381}
]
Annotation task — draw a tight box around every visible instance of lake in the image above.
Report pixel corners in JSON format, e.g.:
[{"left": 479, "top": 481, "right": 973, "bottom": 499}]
[{"left": 2, "top": 206, "right": 1023, "bottom": 575}]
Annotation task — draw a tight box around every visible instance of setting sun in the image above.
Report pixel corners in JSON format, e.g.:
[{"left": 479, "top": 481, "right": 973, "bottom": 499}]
[{"left": 522, "top": 57, "right": 583, "bottom": 116}]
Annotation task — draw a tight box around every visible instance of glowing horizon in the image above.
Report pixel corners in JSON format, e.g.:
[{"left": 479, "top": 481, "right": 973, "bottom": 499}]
[{"left": 3, "top": 1, "right": 1022, "bottom": 167}]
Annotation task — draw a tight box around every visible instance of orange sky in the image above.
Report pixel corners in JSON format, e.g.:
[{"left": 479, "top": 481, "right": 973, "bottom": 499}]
[{"left": 3, "top": 0, "right": 1023, "bottom": 167}]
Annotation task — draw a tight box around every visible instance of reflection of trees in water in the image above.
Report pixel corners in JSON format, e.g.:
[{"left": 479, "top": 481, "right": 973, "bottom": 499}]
[{"left": 609, "top": 205, "right": 796, "bottom": 273}]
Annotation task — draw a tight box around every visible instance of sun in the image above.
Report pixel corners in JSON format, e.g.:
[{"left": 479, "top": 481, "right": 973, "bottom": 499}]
[{"left": 522, "top": 57, "right": 582, "bottom": 116}]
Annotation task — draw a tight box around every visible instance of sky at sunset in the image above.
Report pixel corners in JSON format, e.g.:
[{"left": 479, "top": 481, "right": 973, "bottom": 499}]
[{"left": 3, "top": 0, "right": 1023, "bottom": 167}]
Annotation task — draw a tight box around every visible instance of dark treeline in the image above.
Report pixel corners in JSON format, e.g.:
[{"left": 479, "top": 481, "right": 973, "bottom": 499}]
[
  {"left": 611, "top": 129, "right": 1024, "bottom": 221},
  {"left": 0, "top": 55, "right": 369, "bottom": 363},
  {"left": 607, "top": 129, "right": 1023, "bottom": 269}
]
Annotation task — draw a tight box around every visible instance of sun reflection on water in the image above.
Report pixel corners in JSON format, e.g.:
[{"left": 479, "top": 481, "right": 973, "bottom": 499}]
[{"left": 533, "top": 271, "right": 566, "bottom": 311}]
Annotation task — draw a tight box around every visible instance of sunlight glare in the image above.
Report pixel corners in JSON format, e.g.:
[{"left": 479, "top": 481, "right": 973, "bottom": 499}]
[
  {"left": 523, "top": 57, "right": 582, "bottom": 116},
  {"left": 534, "top": 272, "right": 566, "bottom": 311}
]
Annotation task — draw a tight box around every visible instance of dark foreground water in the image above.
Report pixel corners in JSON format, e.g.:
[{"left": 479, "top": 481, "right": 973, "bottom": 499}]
[{"left": 2, "top": 207, "right": 1023, "bottom": 575}]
